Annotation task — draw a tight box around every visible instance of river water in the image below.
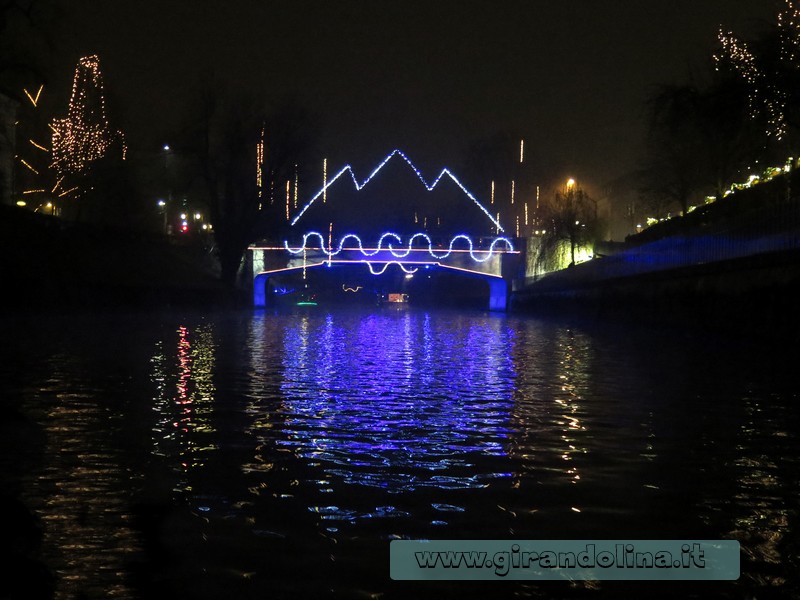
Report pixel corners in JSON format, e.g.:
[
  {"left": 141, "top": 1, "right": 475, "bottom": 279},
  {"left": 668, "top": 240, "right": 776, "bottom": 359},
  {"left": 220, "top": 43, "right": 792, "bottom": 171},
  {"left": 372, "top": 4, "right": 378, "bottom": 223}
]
[{"left": 0, "top": 307, "right": 798, "bottom": 599}]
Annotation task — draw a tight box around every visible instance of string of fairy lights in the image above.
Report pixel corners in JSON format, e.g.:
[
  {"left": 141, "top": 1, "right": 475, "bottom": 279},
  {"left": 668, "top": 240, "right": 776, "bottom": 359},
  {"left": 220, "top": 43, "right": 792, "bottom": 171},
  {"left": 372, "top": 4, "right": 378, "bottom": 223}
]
[
  {"left": 284, "top": 231, "right": 515, "bottom": 263},
  {"left": 256, "top": 136, "right": 544, "bottom": 251},
  {"left": 51, "top": 55, "right": 126, "bottom": 176},
  {"left": 14, "top": 56, "right": 127, "bottom": 214},
  {"left": 714, "top": 0, "right": 800, "bottom": 140},
  {"left": 289, "top": 149, "right": 506, "bottom": 231}
]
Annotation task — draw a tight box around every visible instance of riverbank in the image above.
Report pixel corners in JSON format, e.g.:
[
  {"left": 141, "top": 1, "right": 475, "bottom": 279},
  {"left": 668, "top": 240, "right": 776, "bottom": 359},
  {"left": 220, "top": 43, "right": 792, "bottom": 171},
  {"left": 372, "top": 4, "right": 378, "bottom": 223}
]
[
  {"left": 0, "top": 205, "right": 239, "bottom": 310},
  {"left": 513, "top": 172, "right": 800, "bottom": 339},
  {"left": 513, "top": 247, "right": 800, "bottom": 339}
]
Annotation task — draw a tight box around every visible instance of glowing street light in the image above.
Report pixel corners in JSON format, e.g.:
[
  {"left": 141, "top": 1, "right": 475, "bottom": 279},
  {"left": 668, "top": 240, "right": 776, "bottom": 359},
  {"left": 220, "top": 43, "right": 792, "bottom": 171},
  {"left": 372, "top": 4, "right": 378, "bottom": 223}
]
[{"left": 566, "top": 178, "right": 576, "bottom": 189}]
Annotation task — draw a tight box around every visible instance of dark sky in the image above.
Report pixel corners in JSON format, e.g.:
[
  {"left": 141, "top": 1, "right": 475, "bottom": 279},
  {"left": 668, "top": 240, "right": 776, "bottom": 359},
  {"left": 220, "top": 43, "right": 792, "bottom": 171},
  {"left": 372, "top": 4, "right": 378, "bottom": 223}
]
[{"left": 51, "top": 0, "right": 777, "bottom": 194}]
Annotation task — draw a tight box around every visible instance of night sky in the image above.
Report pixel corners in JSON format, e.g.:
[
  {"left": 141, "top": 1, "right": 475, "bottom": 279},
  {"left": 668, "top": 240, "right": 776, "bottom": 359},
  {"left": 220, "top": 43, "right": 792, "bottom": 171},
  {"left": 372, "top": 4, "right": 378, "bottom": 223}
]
[{"left": 50, "top": 0, "right": 776, "bottom": 194}]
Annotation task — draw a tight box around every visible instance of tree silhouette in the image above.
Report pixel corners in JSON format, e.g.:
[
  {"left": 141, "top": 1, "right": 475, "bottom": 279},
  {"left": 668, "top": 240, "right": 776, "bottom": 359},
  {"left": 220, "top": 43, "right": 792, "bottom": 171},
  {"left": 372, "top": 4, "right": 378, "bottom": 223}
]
[
  {"left": 639, "top": 80, "right": 754, "bottom": 216},
  {"left": 191, "top": 91, "right": 317, "bottom": 287}
]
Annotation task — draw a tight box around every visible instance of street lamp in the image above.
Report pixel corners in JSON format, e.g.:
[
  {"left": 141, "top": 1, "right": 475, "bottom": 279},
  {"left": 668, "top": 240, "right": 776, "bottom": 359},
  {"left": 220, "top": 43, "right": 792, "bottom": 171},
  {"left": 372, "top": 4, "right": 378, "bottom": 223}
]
[{"left": 157, "top": 199, "right": 167, "bottom": 233}]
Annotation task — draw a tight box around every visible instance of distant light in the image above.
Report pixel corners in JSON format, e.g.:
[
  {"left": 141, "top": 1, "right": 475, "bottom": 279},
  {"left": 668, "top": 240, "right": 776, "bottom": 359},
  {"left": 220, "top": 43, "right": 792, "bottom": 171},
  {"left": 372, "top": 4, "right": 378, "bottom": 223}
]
[
  {"left": 202, "top": 224, "right": 208, "bottom": 230},
  {"left": 16, "top": 200, "right": 26, "bottom": 207},
  {"left": 194, "top": 212, "right": 201, "bottom": 220},
  {"left": 405, "top": 273, "right": 414, "bottom": 279},
  {"left": 157, "top": 200, "right": 166, "bottom": 207},
  {"left": 566, "top": 178, "right": 576, "bottom": 188},
  {"left": 163, "top": 144, "right": 170, "bottom": 151},
  {"left": 181, "top": 224, "right": 188, "bottom": 232},
  {"left": 180, "top": 213, "right": 187, "bottom": 220},
  {"left": 45, "top": 202, "right": 52, "bottom": 208}
]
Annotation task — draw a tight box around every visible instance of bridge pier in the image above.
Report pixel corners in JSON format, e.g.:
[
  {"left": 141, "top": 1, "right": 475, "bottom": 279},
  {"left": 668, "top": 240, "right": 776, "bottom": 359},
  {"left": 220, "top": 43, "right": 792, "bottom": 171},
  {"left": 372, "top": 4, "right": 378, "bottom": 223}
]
[
  {"left": 488, "top": 278, "right": 509, "bottom": 311},
  {"left": 253, "top": 273, "right": 269, "bottom": 307}
]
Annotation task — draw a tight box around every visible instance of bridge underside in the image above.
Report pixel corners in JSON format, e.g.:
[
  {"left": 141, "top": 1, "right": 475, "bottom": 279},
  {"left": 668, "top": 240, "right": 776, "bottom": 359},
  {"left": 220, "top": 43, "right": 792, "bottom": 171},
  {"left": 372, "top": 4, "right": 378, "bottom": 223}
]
[{"left": 250, "top": 248, "right": 515, "bottom": 310}]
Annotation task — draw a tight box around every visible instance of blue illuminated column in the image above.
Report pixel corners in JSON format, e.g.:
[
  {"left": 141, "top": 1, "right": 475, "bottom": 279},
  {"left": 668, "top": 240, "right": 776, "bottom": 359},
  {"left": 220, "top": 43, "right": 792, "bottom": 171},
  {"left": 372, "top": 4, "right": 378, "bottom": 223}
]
[
  {"left": 253, "top": 273, "right": 269, "bottom": 307},
  {"left": 488, "top": 278, "right": 509, "bottom": 311}
]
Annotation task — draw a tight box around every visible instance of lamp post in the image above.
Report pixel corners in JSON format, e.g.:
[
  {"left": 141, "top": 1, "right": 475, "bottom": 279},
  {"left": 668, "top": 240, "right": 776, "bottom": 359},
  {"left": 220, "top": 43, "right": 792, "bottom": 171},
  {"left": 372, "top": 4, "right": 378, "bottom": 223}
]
[{"left": 157, "top": 199, "right": 167, "bottom": 234}]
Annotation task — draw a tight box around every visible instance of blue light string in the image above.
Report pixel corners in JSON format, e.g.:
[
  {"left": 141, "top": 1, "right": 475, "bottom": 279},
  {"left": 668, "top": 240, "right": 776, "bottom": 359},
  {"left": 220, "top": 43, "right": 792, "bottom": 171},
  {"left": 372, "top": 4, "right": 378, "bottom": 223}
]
[
  {"left": 366, "top": 262, "right": 419, "bottom": 275},
  {"left": 284, "top": 232, "right": 514, "bottom": 263},
  {"left": 290, "top": 149, "right": 504, "bottom": 231}
]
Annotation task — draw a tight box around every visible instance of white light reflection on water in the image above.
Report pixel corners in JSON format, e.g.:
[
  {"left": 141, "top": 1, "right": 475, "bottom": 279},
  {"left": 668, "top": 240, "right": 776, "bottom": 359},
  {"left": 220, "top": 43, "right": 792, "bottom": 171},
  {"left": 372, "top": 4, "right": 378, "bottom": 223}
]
[{"left": 150, "top": 324, "right": 218, "bottom": 485}]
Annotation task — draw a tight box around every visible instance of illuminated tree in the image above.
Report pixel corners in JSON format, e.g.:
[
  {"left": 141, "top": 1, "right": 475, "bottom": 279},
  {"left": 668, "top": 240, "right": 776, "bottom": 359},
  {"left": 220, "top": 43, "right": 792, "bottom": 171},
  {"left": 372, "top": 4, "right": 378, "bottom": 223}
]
[
  {"left": 540, "top": 181, "right": 597, "bottom": 267},
  {"left": 0, "top": 0, "right": 55, "bottom": 205},
  {"left": 51, "top": 55, "right": 125, "bottom": 178},
  {"left": 714, "top": 0, "right": 800, "bottom": 144},
  {"left": 45, "top": 55, "right": 129, "bottom": 224},
  {"left": 12, "top": 83, "right": 65, "bottom": 212}
]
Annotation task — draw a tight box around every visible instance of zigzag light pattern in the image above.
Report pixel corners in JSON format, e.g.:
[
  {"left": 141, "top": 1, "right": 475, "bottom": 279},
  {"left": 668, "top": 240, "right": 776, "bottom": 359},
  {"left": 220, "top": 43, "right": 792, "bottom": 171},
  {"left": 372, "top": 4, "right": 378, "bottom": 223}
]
[
  {"left": 290, "top": 149, "right": 504, "bottom": 231},
  {"left": 284, "top": 232, "right": 514, "bottom": 263}
]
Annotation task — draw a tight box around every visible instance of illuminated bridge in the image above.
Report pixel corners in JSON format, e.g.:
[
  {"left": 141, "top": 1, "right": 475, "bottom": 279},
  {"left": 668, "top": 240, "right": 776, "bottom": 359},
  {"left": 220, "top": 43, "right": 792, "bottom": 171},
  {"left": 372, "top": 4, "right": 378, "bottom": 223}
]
[{"left": 249, "top": 150, "right": 523, "bottom": 310}]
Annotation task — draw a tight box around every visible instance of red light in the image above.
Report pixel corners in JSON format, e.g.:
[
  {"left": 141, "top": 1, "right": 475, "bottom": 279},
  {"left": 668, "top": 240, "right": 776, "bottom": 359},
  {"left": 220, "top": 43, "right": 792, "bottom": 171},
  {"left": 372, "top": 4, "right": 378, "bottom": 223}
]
[{"left": 181, "top": 225, "right": 188, "bottom": 232}]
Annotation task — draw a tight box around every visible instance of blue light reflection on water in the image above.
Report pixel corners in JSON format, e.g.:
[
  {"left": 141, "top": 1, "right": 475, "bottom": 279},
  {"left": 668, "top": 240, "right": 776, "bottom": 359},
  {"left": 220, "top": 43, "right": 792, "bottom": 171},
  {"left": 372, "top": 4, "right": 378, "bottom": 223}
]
[
  {"left": 264, "top": 310, "right": 517, "bottom": 491},
  {"left": 3, "top": 309, "right": 800, "bottom": 599}
]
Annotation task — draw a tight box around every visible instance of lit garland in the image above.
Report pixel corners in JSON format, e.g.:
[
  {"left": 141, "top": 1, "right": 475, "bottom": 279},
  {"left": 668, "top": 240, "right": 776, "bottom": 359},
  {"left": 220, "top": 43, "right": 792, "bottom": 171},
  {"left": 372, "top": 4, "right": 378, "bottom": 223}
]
[
  {"left": 714, "top": 1, "right": 800, "bottom": 140},
  {"left": 366, "top": 262, "right": 418, "bottom": 275},
  {"left": 285, "top": 179, "right": 291, "bottom": 220},
  {"left": 28, "top": 140, "right": 47, "bottom": 153},
  {"left": 23, "top": 85, "right": 43, "bottom": 107},
  {"left": 284, "top": 231, "right": 514, "bottom": 263},
  {"left": 327, "top": 221, "right": 333, "bottom": 267},
  {"left": 293, "top": 165, "right": 299, "bottom": 208},
  {"left": 51, "top": 55, "right": 126, "bottom": 175},
  {"left": 779, "top": 0, "right": 800, "bottom": 64},
  {"left": 290, "top": 149, "right": 504, "bottom": 232},
  {"left": 323, "top": 158, "right": 327, "bottom": 203},
  {"left": 252, "top": 252, "right": 509, "bottom": 279},
  {"left": 256, "top": 126, "right": 264, "bottom": 198},
  {"left": 19, "top": 159, "right": 39, "bottom": 174}
]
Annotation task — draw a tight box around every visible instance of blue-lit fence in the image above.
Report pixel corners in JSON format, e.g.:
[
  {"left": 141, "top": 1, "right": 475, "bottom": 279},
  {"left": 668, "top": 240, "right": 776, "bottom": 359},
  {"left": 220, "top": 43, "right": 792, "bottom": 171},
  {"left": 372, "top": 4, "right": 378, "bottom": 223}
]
[{"left": 524, "top": 182, "right": 800, "bottom": 288}]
